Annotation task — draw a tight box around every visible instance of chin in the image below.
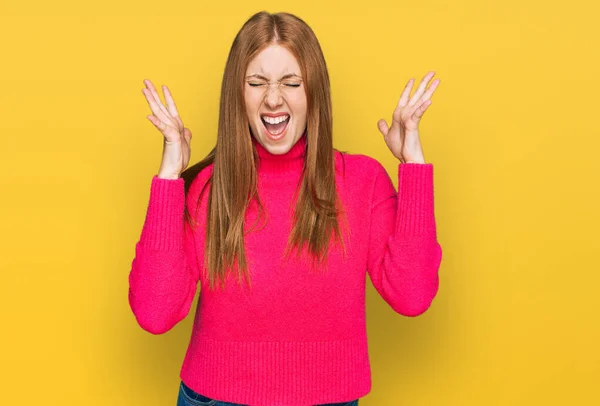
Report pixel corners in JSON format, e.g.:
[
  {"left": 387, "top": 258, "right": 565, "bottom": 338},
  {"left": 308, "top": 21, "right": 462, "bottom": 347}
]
[{"left": 262, "top": 135, "right": 296, "bottom": 155}]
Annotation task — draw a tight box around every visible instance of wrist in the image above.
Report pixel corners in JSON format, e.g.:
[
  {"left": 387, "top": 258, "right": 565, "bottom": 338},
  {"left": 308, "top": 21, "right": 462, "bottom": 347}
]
[{"left": 157, "top": 172, "right": 180, "bottom": 180}]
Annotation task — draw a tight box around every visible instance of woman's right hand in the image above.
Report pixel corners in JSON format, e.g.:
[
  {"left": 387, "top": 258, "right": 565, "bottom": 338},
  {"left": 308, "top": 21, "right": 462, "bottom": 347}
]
[{"left": 142, "top": 79, "right": 192, "bottom": 180}]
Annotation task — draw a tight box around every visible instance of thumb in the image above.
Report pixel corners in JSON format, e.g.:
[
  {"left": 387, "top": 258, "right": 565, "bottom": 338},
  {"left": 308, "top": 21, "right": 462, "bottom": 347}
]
[
  {"left": 377, "top": 119, "right": 389, "bottom": 137},
  {"left": 183, "top": 128, "right": 192, "bottom": 144}
]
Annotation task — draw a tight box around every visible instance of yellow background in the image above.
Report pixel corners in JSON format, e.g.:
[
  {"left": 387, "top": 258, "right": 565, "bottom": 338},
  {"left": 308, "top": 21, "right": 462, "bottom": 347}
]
[{"left": 1, "top": 0, "right": 599, "bottom": 404}]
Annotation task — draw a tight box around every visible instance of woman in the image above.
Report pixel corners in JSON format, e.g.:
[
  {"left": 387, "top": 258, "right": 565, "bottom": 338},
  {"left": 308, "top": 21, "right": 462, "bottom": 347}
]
[{"left": 129, "top": 10, "right": 442, "bottom": 406}]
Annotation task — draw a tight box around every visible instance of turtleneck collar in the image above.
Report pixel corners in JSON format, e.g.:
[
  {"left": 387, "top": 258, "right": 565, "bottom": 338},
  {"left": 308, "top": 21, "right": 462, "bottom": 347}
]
[{"left": 252, "top": 131, "right": 307, "bottom": 177}]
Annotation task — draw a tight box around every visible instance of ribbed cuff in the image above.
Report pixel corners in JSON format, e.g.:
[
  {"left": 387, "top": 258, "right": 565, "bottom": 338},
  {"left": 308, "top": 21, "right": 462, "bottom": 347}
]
[
  {"left": 139, "top": 175, "right": 186, "bottom": 250},
  {"left": 396, "top": 163, "right": 437, "bottom": 237}
]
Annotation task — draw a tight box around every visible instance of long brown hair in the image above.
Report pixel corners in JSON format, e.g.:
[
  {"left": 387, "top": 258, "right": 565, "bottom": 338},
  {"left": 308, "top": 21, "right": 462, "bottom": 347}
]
[{"left": 181, "top": 11, "right": 348, "bottom": 290}]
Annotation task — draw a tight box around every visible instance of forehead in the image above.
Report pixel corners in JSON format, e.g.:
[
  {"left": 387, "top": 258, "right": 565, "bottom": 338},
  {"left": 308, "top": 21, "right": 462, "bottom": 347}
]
[{"left": 245, "top": 44, "right": 300, "bottom": 76}]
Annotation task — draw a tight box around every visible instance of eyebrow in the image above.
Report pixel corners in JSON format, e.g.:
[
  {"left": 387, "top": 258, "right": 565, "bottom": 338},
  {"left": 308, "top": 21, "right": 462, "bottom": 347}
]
[{"left": 245, "top": 73, "right": 302, "bottom": 80}]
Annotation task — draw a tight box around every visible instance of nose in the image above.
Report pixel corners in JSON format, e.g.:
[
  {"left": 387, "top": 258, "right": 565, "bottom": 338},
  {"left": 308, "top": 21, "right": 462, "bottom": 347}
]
[{"left": 264, "top": 84, "right": 283, "bottom": 108}]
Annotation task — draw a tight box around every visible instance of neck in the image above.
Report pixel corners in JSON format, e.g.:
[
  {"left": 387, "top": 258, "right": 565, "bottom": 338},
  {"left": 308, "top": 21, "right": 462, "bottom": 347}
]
[{"left": 252, "top": 131, "right": 307, "bottom": 177}]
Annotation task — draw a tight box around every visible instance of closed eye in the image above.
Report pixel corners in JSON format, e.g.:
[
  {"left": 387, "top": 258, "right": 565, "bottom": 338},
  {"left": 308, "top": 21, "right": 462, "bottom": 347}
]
[{"left": 247, "top": 83, "right": 301, "bottom": 87}]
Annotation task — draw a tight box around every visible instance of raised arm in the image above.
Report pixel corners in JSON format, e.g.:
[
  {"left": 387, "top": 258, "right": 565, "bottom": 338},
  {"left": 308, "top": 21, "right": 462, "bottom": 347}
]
[
  {"left": 366, "top": 162, "right": 442, "bottom": 316},
  {"left": 128, "top": 175, "right": 202, "bottom": 334}
]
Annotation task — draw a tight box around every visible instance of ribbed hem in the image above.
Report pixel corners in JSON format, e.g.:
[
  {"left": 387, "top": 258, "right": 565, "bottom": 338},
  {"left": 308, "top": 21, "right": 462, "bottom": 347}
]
[
  {"left": 396, "top": 163, "right": 437, "bottom": 237},
  {"left": 139, "top": 175, "right": 185, "bottom": 250},
  {"left": 180, "top": 336, "right": 371, "bottom": 405}
]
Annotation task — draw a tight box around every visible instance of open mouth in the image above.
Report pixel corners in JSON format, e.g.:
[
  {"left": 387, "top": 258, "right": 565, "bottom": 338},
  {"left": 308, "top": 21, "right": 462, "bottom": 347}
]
[{"left": 260, "top": 114, "right": 290, "bottom": 140}]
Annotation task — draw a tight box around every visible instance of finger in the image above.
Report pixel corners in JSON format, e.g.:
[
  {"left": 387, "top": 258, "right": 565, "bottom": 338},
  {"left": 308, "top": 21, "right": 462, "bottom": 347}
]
[
  {"left": 147, "top": 114, "right": 167, "bottom": 132},
  {"left": 144, "top": 79, "right": 171, "bottom": 120},
  {"left": 397, "top": 78, "right": 414, "bottom": 108},
  {"left": 163, "top": 86, "right": 184, "bottom": 133},
  {"left": 147, "top": 115, "right": 180, "bottom": 140},
  {"left": 418, "top": 78, "right": 440, "bottom": 104},
  {"left": 145, "top": 80, "right": 170, "bottom": 117},
  {"left": 168, "top": 111, "right": 184, "bottom": 134},
  {"left": 173, "top": 115, "right": 184, "bottom": 133},
  {"left": 162, "top": 85, "right": 184, "bottom": 131},
  {"left": 408, "top": 71, "right": 436, "bottom": 107},
  {"left": 377, "top": 119, "right": 389, "bottom": 138},
  {"left": 413, "top": 99, "right": 432, "bottom": 120},
  {"left": 142, "top": 87, "right": 172, "bottom": 124}
]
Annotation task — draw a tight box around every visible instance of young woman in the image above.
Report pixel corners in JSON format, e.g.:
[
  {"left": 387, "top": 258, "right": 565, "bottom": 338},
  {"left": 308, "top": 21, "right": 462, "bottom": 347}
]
[{"left": 129, "top": 10, "right": 442, "bottom": 406}]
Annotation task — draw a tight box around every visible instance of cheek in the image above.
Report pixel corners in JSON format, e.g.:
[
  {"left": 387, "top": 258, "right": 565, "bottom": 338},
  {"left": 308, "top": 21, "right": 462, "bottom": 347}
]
[
  {"left": 289, "top": 96, "right": 307, "bottom": 115},
  {"left": 244, "top": 92, "right": 260, "bottom": 112}
]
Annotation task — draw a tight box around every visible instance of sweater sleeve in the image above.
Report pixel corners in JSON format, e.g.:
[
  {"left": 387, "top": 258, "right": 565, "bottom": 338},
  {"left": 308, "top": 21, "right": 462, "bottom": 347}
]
[
  {"left": 366, "top": 162, "right": 442, "bottom": 316},
  {"left": 128, "top": 175, "right": 201, "bottom": 334}
]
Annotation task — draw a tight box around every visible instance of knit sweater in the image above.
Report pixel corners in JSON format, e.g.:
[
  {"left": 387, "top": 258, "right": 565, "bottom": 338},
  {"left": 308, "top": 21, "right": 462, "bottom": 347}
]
[{"left": 128, "top": 133, "right": 442, "bottom": 405}]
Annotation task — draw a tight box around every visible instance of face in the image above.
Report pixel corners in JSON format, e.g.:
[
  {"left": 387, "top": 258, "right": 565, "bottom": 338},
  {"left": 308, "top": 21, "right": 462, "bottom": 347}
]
[{"left": 244, "top": 44, "right": 307, "bottom": 155}]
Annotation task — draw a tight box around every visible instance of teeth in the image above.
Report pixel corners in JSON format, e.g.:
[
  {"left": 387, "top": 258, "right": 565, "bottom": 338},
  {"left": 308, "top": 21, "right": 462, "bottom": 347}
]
[{"left": 261, "top": 115, "right": 289, "bottom": 124}]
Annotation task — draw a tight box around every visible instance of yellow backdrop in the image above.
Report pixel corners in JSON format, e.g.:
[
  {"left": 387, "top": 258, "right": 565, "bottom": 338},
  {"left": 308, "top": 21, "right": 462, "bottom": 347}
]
[{"left": 1, "top": 1, "right": 599, "bottom": 405}]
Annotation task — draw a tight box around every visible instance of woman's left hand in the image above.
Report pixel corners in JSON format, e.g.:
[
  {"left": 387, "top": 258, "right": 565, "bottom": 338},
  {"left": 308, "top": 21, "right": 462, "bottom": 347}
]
[{"left": 377, "top": 71, "right": 440, "bottom": 164}]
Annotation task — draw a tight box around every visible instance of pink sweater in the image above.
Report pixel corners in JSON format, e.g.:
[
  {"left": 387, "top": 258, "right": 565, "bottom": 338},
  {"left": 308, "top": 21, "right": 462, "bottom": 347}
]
[{"left": 128, "top": 133, "right": 442, "bottom": 405}]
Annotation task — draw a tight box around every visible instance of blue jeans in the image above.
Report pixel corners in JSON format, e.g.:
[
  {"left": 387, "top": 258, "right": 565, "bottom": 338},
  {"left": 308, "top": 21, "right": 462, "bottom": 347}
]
[{"left": 177, "top": 380, "right": 359, "bottom": 406}]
